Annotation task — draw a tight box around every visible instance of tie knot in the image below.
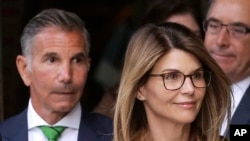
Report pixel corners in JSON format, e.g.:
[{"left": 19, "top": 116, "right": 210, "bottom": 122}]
[{"left": 39, "top": 126, "right": 66, "bottom": 141}]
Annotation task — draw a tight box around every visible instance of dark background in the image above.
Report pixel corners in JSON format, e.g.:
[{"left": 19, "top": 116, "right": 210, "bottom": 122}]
[{"left": 0, "top": 0, "right": 207, "bottom": 120}]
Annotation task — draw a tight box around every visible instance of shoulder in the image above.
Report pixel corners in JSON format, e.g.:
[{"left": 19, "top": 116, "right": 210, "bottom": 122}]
[
  {"left": 0, "top": 109, "right": 27, "bottom": 129},
  {"left": 0, "top": 109, "right": 28, "bottom": 139}
]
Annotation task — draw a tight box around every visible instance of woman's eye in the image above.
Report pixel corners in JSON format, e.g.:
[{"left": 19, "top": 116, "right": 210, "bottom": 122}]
[
  {"left": 165, "top": 73, "right": 178, "bottom": 80},
  {"left": 192, "top": 72, "right": 203, "bottom": 79}
]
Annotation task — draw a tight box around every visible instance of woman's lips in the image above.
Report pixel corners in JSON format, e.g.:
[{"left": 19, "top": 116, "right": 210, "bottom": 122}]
[{"left": 174, "top": 101, "right": 196, "bottom": 109}]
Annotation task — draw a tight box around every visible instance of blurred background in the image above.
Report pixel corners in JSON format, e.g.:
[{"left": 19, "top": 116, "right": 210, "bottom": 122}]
[{"left": 0, "top": 0, "right": 208, "bottom": 121}]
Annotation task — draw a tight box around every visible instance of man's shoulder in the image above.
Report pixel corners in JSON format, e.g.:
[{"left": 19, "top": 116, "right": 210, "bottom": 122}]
[
  {"left": 0, "top": 109, "right": 28, "bottom": 140},
  {"left": 0, "top": 109, "right": 27, "bottom": 128}
]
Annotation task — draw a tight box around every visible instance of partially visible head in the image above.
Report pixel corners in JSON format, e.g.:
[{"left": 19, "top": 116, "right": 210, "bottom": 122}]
[
  {"left": 141, "top": 0, "right": 202, "bottom": 37},
  {"left": 20, "top": 8, "right": 90, "bottom": 70},
  {"left": 16, "top": 9, "right": 90, "bottom": 123},
  {"left": 204, "top": 0, "right": 250, "bottom": 83},
  {"left": 114, "top": 22, "right": 231, "bottom": 141}
]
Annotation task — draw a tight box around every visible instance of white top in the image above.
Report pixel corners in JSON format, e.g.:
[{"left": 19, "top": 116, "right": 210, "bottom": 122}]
[
  {"left": 28, "top": 99, "right": 81, "bottom": 141},
  {"left": 220, "top": 76, "right": 250, "bottom": 135}
]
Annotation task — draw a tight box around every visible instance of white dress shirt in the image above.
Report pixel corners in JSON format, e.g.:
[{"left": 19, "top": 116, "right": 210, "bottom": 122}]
[
  {"left": 28, "top": 99, "right": 81, "bottom": 141},
  {"left": 220, "top": 76, "right": 250, "bottom": 135}
]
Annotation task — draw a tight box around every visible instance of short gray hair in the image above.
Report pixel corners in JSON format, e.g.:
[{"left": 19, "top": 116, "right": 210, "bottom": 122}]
[{"left": 20, "top": 8, "right": 90, "bottom": 59}]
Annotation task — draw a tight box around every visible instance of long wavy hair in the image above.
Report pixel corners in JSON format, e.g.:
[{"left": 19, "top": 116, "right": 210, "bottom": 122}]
[{"left": 114, "top": 22, "right": 231, "bottom": 141}]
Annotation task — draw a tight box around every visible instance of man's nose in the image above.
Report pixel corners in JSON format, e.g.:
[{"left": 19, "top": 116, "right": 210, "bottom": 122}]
[
  {"left": 58, "top": 63, "right": 72, "bottom": 83},
  {"left": 216, "top": 26, "right": 230, "bottom": 48}
]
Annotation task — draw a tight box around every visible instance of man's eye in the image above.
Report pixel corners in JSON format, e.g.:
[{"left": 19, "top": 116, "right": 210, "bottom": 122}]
[
  {"left": 47, "top": 57, "right": 56, "bottom": 63},
  {"left": 73, "top": 58, "right": 80, "bottom": 63},
  {"left": 208, "top": 22, "right": 220, "bottom": 29},
  {"left": 73, "top": 57, "right": 85, "bottom": 64},
  {"left": 231, "top": 26, "right": 246, "bottom": 34}
]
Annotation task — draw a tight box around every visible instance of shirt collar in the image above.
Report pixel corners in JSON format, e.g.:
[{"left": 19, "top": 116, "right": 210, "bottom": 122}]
[
  {"left": 232, "top": 75, "right": 250, "bottom": 95},
  {"left": 28, "top": 99, "right": 81, "bottom": 130}
]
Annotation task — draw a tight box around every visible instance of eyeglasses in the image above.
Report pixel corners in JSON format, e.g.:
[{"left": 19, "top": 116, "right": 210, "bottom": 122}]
[
  {"left": 203, "top": 19, "right": 250, "bottom": 39},
  {"left": 149, "top": 70, "right": 211, "bottom": 91}
]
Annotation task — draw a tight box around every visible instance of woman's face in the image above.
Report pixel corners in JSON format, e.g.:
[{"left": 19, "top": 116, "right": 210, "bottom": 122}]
[{"left": 137, "top": 49, "right": 206, "bottom": 125}]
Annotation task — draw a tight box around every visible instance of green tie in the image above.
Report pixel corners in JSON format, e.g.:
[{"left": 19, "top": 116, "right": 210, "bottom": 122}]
[{"left": 39, "top": 126, "right": 66, "bottom": 141}]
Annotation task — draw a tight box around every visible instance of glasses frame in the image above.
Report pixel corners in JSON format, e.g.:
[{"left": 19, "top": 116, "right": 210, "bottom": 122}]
[
  {"left": 150, "top": 70, "right": 212, "bottom": 91},
  {"left": 203, "top": 19, "right": 250, "bottom": 39}
]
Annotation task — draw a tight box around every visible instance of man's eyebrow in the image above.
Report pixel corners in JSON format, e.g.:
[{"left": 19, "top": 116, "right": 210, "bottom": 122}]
[
  {"left": 230, "top": 22, "right": 250, "bottom": 28},
  {"left": 207, "top": 17, "right": 250, "bottom": 28},
  {"left": 42, "top": 52, "right": 58, "bottom": 58},
  {"left": 71, "top": 52, "right": 87, "bottom": 59},
  {"left": 206, "top": 17, "right": 221, "bottom": 23}
]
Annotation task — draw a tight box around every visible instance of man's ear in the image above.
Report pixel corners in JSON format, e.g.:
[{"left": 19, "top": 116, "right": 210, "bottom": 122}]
[
  {"left": 16, "top": 55, "right": 31, "bottom": 86},
  {"left": 137, "top": 86, "right": 146, "bottom": 101}
]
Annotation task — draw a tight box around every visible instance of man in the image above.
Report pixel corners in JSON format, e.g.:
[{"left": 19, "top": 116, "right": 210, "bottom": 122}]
[
  {"left": 0, "top": 9, "right": 112, "bottom": 141},
  {"left": 204, "top": 0, "right": 250, "bottom": 135}
]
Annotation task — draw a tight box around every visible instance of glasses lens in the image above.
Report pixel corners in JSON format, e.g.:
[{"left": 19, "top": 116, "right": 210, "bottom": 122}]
[
  {"left": 163, "top": 71, "right": 211, "bottom": 90},
  {"left": 206, "top": 20, "right": 221, "bottom": 34},
  {"left": 163, "top": 72, "right": 184, "bottom": 90},
  {"left": 229, "top": 25, "right": 247, "bottom": 39},
  {"left": 205, "top": 19, "right": 248, "bottom": 39},
  {"left": 192, "top": 71, "right": 211, "bottom": 87}
]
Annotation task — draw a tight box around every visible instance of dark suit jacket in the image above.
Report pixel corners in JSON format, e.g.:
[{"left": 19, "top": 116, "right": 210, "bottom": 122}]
[
  {"left": 231, "top": 84, "right": 250, "bottom": 124},
  {"left": 226, "top": 84, "right": 250, "bottom": 137},
  {"left": 0, "top": 107, "right": 113, "bottom": 141}
]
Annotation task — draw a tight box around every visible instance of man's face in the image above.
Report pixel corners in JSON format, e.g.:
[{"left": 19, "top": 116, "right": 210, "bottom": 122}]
[
  {"left": 204, "top": 0, "right": 250, "bottom": 83},
  {"left": 24, "top": 27, "right": 90, "bottom": 115}
]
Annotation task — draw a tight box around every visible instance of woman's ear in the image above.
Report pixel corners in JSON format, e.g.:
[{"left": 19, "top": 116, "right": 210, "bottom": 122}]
[
  {"left": 137, "top": 86, "right": 146, "bottom": 101},
  {"left": 16, "top": 55, "right": 31, "bottom": 86}
]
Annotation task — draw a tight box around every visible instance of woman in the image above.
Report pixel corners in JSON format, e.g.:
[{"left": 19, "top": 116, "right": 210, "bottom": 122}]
[
  {"left": 93, "top": 1, "right": 203, "bottom": 119},
  {"left": 113, "top": 23, "right": 231, "bottom": 141}
]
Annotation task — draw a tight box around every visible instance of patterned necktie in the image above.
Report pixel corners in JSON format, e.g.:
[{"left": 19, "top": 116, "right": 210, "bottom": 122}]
[{"left": 39, "top": 126, "right": 66, "bottom": 141}]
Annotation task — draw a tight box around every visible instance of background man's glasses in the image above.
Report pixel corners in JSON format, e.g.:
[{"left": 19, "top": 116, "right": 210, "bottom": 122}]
[
  {"left": 203, "top": 19, "right": 250, "bottom": 39},
  {"left": 150, "top": 70, "right": 211, "bottom": 91}
]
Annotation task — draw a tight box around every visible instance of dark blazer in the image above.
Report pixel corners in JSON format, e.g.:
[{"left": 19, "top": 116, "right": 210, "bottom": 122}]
[
  {"left": 225, "top": 84, "right": 250, "bottom": 137},
  {"left": 0, "top": 107, "right": 113, "bottom": 141},
  {"left": 231, "top": 84, "right": 250, "bottom": 124}
]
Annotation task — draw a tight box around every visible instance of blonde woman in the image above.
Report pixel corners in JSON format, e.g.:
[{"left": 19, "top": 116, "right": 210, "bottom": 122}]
[{"left": 114, "top": 22, "right": 231, "bottom": 141}]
